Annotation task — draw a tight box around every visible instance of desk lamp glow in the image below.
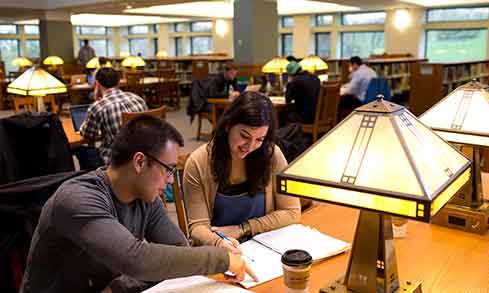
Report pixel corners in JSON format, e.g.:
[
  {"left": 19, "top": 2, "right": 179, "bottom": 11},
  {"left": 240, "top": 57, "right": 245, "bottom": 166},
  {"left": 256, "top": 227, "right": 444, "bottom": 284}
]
[
  {"left": 276, "top": 96, "right": 470, "bottom": 292},
  {"left": 121, "top": 55, "right": 145, "bottom": 71},
  {"left": 299, "top": 56, "right": 328, "bottom": 73},
  {"left": 420, "top": 80, "right": 489, "bottom": 234},
  {"left": 7, "top": 66, "right": 67, "bottom": 112},
  {"left": 86, "top": 57, "right": 112, "bottom": 69},
  {"left": 156, "top": 51, "right": 168, "bottom": 58},
  {"left": 43, "top": 56, "right": 64, "bottom": 67},
  {"left": 262, "top": 57, "right": 289, "bottom": 94},
  {"left": 12, "top": 57, "right": 33, "bottom": 72}
]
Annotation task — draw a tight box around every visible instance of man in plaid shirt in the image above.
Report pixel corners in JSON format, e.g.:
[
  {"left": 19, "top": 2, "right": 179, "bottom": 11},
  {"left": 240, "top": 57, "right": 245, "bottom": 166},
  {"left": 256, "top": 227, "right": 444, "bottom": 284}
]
[{"left": 80, "top": 67, "right": 148, "bottom": 166}]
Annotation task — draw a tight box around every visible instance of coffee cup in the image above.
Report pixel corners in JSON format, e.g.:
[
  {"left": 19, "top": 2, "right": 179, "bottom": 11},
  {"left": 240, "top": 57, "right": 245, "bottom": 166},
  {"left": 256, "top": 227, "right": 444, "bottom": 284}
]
[{"left": 281, "top": 249, "right": 313, "bottom": 293}]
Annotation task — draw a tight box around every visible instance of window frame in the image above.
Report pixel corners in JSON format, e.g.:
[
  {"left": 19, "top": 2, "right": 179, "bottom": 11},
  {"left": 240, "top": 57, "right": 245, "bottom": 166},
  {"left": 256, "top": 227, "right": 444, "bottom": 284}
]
[
  {"left": 76, "top": 26, "right": 107, "bottom": 36},
  {"left": 280, "top": 33, "right": 293, "bottom": 56},
  {"left": 426, "top": 6, "right": 489, "bottom": 23},
  {"left": 0, "top": 24, "right": 18, "bottom": 35},
  {"left": 341, "top": 11, "right": 386, "bottom": 26},
  {"left": 128, "top": 25, "right": 149, "bottom": 35},
  {"left": 189, "top": 35, "right": 213, "bottom": 55},
  {"left": 340, "top": 30, "right": 385, "bottom": 58},
  {"left": 314, "top": 32, "right": 331, "bottom": 57},
  {"left": 281, "top": 16, "right": 294, "bottom": 28},
  {"left": 189, "top": 21, "right": 213, "bottom": 33},
  {"left": 314, "top": 14, "right": 333, "bottom": 27}
]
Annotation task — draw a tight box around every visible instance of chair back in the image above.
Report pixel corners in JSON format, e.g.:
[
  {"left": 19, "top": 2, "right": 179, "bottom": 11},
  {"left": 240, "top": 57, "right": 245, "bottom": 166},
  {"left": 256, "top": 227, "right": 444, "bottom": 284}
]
[
  {"left": 172, "top": 154, "right": 190, "bottom": 238},
  {"left": 125, "top": 72, "right": 144, "bottom": 97},
  {"left": 122, "top": 105, "right": 166, "bottom": 125},
  {"left": 365, "top": 77, "right": 392, "bottom": 104},
  {"left": 12, "top": 96, "right": 58, "bottom": 113},
  {"left": 315, "top": 82, "right": 341, "bottom": 128}
]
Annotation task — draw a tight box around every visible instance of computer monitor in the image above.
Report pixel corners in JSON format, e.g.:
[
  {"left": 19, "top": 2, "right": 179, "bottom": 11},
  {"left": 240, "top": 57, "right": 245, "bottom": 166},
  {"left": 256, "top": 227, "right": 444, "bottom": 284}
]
[{"left": 69, "top": 104, "right": 90, "bottom": 132}]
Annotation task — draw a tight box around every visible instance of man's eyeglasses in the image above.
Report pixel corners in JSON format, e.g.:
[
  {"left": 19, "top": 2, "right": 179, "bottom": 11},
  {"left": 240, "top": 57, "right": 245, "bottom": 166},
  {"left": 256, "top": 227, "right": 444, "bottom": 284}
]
[{"left": 144, "top": 153, "right": 176, "bottom": 177}]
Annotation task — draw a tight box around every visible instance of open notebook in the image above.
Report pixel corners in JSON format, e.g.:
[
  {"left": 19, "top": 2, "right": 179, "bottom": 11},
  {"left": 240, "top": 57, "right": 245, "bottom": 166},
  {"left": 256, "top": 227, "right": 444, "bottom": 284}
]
[
  {"left": 143, "top": 276, "right": 251, "bottom": 293},
  {"left": 239, "top": 224, "right": 350, "bottom": 288}
]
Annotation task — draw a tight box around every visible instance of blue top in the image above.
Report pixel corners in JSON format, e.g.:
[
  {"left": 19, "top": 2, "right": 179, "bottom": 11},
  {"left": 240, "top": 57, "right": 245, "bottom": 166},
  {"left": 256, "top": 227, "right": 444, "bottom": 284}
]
[
  {"left": 345, "top": 64, "right": 377, "bottom": 102},
  {"left": 211, "top": 181, "right": 266, "bottom": 227}
]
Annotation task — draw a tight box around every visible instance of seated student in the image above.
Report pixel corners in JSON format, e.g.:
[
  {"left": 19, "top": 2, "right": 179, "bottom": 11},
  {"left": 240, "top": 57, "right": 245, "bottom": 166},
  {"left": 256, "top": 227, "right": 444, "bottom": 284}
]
[
  {"left": 77, "top": 67, "right": 148, "bottom": 170},
  {"left": 283, "top": 61, "right": 321, "bottom": 124},
  {"left": 20, "top": 116, "right": 256, "bottom": 293},
  {"left": 339, "top": 56, "right": 377, "bottom": 119},
  {"left": 208, "top": 62, "right": 240, "bottom": 100},
  {"left": 183, "top": 91, "right": 301, "bottom": 252}
]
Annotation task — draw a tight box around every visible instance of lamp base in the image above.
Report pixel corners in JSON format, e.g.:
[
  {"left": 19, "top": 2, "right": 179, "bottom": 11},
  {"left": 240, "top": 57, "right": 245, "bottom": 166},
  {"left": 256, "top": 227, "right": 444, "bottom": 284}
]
[
  {"left": 432, "top": 201, "right": 489, "bottom": 235},
  {"left": 319, "top": 277, "right": 422, "bottom": 293}
]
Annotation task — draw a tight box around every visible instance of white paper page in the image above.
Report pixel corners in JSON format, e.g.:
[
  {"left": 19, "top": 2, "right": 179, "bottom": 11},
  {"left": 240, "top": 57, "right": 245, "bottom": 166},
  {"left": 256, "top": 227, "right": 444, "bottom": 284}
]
[
  {"left": 252, "top": 224, "right": 350, "bottom": 261},
  {"left": 238, "top": 240, "right": 284, "bottom": 288},
  {"left": 142, "top": 275, "right": 251, "bottom": 293}
]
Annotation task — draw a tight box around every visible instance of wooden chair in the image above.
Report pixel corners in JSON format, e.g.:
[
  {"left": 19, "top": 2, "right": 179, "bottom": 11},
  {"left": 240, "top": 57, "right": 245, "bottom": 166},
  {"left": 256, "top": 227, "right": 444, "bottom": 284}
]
[
  {"left": 301, "top": 82, "right": 341, "bottom": 142},
  {"left": 153, "top": 80, "right": 180, "bottom": 109},
  {"left": 12, "top": 96, "right": 59, "bottom": 113},
  {"left": 172, "top": 154, "right": 190, "bottom": 238},
  {"left": 121, "top": 105, "right": 166, "bottom": 125},
  {"left": 125, "top": 71, "right": 145, "bottom": 98}
]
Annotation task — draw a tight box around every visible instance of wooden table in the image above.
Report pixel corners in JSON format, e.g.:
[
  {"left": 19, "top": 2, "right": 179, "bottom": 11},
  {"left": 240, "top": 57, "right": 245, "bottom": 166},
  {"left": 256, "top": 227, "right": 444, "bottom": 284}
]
[
  {"left": 69, "top": 77, "right": 163, "bottom": 92},
  {"left": 61, "top": 116, "right": 84, "bottom": 148},
  {"left": 248, "top": 203, "right": 489, "bottom": 292}
]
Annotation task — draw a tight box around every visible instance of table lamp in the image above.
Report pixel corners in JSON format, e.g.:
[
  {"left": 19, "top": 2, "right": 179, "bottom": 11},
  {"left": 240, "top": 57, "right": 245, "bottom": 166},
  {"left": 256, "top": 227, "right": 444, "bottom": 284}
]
[
  {"left": 86, "top": 57, "right": 113, "bottom": 69},
  {"left": 262, "top": 57, "right": 289, "bottom": 94},
  {"left": 12, "top": 57, "right": 33, "bottom": 72},
  {"left": 420, "top": 80, "right": 489, "bottom": 234},
  {"left": 299, "top": 56, "right": 328, "bottom": 73},
  {"left": 7, "top": 66, "right": 67, "bottom": 112},
  {"left": 121, "top": 55, "right": 145, "bottom": 71},
  {"left": 43, "top": 56, "right": 64, "bottom": 67},
  {"left": 276, "top": 96, "right": 471, "bottom": 292},
  {"left": 156, "top": 50, "right": 168, "bottom": 58}
]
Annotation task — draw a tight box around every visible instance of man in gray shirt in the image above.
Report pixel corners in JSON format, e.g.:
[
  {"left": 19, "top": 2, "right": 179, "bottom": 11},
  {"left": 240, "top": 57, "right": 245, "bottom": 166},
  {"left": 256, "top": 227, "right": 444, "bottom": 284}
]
[
  {"left": 21, "top": 116, "right": 256, "bottom": 293},
  {"left": 78, "top": 39, "right": 96, "bottom": 67}
]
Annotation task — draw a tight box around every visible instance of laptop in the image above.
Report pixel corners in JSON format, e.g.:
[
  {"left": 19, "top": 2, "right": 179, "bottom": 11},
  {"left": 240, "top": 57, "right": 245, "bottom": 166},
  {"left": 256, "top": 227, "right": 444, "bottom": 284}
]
[{"left": 69, "top": 104, "right": 90, "bottom": 133}]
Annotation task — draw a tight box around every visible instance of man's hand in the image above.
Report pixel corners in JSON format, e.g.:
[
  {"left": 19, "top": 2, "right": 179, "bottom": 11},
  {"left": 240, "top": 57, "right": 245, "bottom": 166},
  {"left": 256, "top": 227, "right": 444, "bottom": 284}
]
[
  {"left": 229, "top": 91, "right": 240, "bottom": 100},
  {"left": 226, "top": 252, "right": 258, "bottom": 283}
]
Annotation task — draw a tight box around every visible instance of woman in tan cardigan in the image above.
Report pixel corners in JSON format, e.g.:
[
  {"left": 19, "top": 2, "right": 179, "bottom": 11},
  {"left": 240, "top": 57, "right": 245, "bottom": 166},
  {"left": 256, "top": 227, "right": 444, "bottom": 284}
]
[{"left": 183, "top": 92, "right": 301, "bottom": 253}]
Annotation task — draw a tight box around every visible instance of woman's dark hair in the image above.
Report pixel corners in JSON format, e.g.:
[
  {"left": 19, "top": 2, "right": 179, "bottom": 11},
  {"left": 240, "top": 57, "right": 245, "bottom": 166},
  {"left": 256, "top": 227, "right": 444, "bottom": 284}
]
[{"left": 209, "top": 91, "right": 277, "bottom": 195}]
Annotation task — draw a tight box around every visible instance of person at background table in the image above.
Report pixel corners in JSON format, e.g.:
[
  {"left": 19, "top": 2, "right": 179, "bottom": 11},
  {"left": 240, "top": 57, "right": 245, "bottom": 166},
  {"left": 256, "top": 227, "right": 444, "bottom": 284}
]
[
  {"left": 339, "top": 56, "right": 377, "bottom": 119},
  {"left": 21, "top": 116, "right": 256, "bottom": 293},
  {"left": 183, "top": 91, "right": 301, "bottom": 253},
  {"left": 78, "top": 39, "right": 96, "bottom": 68},
  {"left": 77, "top": 67, "right": 147, "bottom": 170},
  {"left": 283, "top": 61, "right": 321, "bottom": 125},
  {"left": 208, "top": 61, "right": 240, "bottom": 100}
]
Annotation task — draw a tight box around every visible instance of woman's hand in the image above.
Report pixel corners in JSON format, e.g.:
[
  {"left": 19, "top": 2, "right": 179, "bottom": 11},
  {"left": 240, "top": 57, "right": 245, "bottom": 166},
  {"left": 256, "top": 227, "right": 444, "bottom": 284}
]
[{"left": 211, "top": 226, "right": 242, "bottom": 254}]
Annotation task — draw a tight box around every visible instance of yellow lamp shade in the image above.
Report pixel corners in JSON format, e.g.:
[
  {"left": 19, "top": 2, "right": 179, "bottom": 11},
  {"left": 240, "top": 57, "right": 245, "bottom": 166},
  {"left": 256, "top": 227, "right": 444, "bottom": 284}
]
[
  {"left": 156, "top": 51, "right": 168, "bottom": 58},
  {"left": 86, "top": 57, "right": 113, "bottom": 69},
  {"left": 276, "top": 98, "right": 470, "bottom": 222},
  {"left": 7, "top": 66, "right": 67, "bottom": 96},
  {"left": 121, "top": 56, "right": 146, "bottom": 69},
  {"left": 12, "top": 57, "right": 33, "bottom": 67},
  {"left": 299, "top": 56, "right": 328, "bottom": 72},
  {"left": 262, "top": 57, "right": 289, "bottom": 74},
  {"left": 43, "top": 56, "right": 64, "bottom": 66},
  {"left": 420, "top": 80, "right": 489, "bottom": 147}
]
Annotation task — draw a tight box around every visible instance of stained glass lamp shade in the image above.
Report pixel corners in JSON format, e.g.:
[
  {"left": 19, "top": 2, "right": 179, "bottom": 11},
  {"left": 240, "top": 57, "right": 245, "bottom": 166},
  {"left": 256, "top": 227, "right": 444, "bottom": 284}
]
[
  {"left": 262, "top": 57, "right": 289, "bottom": 74},
  {"left": 121, "top": 56, "right": 145, "bottom": 70},
  {"left": 276, "top": 97, "right": 471, "bottom": 292},
  {"left": 43, "top": 56, "right": 64, "bottom": 66},
  {"left": 299, "top": 56, "right": 328, "bottom": 73},
  {"left": 12, "top": 57, "right": 32, "bottom": 67},
  {"left": 86, "top": 57, "right": 113, "bottom": 69}
]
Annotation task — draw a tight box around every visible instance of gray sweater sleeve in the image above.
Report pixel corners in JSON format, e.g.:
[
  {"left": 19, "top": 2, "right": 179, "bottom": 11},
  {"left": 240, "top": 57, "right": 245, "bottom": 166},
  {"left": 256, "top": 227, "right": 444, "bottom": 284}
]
[
  {"left": 145, "top": 197, "right": 188, "bottom": 246},
  {"left": 53, "top": 189, "right": 229, "bottom": 282}
]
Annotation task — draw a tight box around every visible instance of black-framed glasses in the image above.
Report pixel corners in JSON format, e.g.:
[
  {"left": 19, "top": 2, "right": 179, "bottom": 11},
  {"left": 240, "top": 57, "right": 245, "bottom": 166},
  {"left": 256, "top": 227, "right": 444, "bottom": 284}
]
[{"left": 144, "top": 153, "right": 176, "bottom": 177}]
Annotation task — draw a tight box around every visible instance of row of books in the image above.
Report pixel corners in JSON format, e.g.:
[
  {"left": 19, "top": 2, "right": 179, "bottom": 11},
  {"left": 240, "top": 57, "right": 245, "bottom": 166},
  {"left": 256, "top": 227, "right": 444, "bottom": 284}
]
[{"left": 443, "top": 62, "right": 489, "bottom": 84}]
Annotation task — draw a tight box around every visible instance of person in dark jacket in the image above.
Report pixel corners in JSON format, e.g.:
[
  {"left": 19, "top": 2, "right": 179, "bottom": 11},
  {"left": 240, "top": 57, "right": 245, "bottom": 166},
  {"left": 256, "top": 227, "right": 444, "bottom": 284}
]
[{"left": 283, "top": 61, "right": 321, "bottom": 125}]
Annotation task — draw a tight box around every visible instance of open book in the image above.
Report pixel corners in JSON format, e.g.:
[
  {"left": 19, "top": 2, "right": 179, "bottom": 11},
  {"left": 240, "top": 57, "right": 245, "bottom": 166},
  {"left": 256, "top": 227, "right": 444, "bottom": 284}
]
[
  {"left": 239, "top": 224, "right": 350, "bottom": 288},
  {"left": 142, "top": 276, "right": 252, "bottom": 293}
]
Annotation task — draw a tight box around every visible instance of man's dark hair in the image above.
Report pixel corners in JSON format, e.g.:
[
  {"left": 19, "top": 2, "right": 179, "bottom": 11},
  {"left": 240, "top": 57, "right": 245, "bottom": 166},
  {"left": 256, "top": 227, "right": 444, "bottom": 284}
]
[
  {"left": 83, "top": 39, "right": 89, "bottom": 46},
  {"left": 286, "top": 55, "right": 299, "bottom": 62},
  {"left": 111, "top": 115, "right": 184, "bottom": 167},
  {"left": 350, "top": 56, "right": 363, "bottom": 66},
  {"left": 95, "top": 67, "right": 120, "bottom": 88},
  {"left": 224, "top": 61, "right": 237, "bottom": 71},
  {"left": 98, "top": 57, "right": 108, "bottom": 66}
]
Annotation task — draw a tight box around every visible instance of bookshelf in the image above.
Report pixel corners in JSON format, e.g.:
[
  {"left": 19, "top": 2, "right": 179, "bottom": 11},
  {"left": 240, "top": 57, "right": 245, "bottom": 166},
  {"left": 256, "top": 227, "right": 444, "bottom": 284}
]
[{"left": 410, "top": 60, "right": 489, "bottom": 116}]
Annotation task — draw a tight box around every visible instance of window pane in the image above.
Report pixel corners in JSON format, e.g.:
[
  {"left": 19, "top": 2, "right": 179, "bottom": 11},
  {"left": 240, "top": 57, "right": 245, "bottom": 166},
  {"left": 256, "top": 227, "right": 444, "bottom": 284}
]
[
  {"left": 191, "top": 36, "right": 212, "bottom": 54},
  {"left": 190, "top": 21, "right": 212, "bottom": 32},
  {"left": 342, "top": 12, "right": 386, "bottom": 25},
  {"left": 0, "top": 24, "right": 17, "bottom": 34},
  {"left": 427, "top": 7, "right": 489, "bottom": 22},
  {"left": 173, "top": 37, "right": 183, "bottom": 56},
  {"left": 79, "top": 26, "right": 106, "bottom": 35},
  {"left": 0, "top": 39, "right": 20, "bottom": 73},
  {"left": 315, "top": 33, "right": 330, "bottom": 57},
  {"left": 129, "top": 25, "right": 149, "bottom": 34},
  {"left": 281, "top": 16, "right": 294, "bottom": 28},
  {"left": 341, "top": 31, "right": 384, "bottom": 58},
  {"left": 173, "top": 23, "right": 187, "bottom": 32},
  {"left": 129, "top": 38, "right": 148, "bottom": 57},
  {"left": 24, "top": 25, "right": 39, "bottom": 35},
  {"left": 25, "top": 40, "right": 40, "bottom": 58},
  {"left": 281, "top": 33, "right": 293, "bottom": 56},
  {"left": 315, "top": 14, "right": 333, "bottom": 26},
  {"left": 426, "top": 29, "right": 487, "bottom": 62}
]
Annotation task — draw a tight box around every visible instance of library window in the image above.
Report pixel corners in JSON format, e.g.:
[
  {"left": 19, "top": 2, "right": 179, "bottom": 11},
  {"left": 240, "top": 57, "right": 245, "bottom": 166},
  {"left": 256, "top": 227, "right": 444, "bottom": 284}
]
[
  {"left": 0, "top": 24, "right": 17, "bottom": 34},
  {"left": 190, "top": 36, "right": 212, "bottom": 54},
  {"left": 25, "top": 39, "right": 40, "bottom": 58},
  {"left": 0, "top": 39, "right": 20, "bottom": 73},
  {"left": 173, "top": 23, "right": 187, "bottom": 32},
  {"left": 281, "top": 16, "right": 294, "bottom": 28},
  {"left": 76, "top": 26, "right": 107, "bottom": 35},
  {"left": 341, "top": 31, "right": 384, "bottom": 58},
  {"left": 173, "top": 37, "right": 183, "bottom": 56},
  {"left": 24, "top": 25, "right": 39, "bottom": 35},
  {"left": 190, "top": 21, "right": 212, "bottom": 32},
  {"left": 129, "top": 38, "right": 148, "bottom": 57},
  {"left": 427, "top": 7, "right": 489, "bottom": 22},
  {"left": 129, "top": 25, "right": 149, "bottom": 34},
  {"left": 315, "top": 33, "right": 331, "bottom": 58},
  {"left": 280, "top": 33, "right": 293, "bottom": 56},
  {"left": 426, "top": 29, "right": 488, "bottom": 62},
  {"left": 314, "top": 14, "right": 333, "bottom": 26},
  {"left": 342, "top": 12, "right": 386, "bottom": 25}
]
